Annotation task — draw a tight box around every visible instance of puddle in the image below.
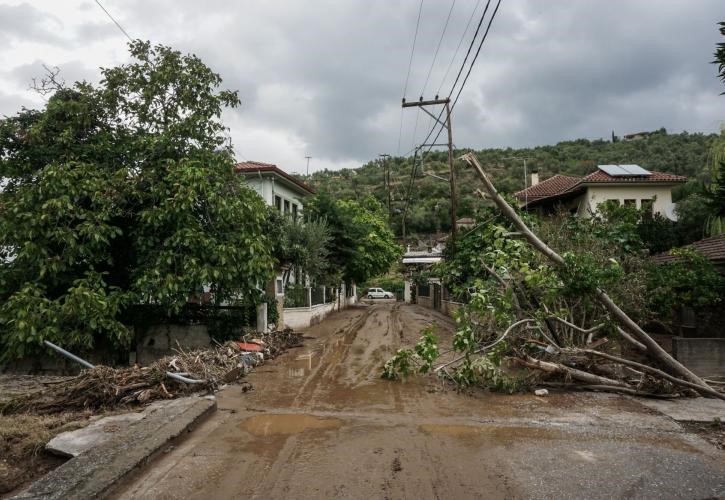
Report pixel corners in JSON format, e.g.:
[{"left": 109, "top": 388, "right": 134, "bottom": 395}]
[
  {"left": 288, "top": 349, "right": 322, "bottom": 378},
  {"left": 240, "top": 414, "right": 343, "bottom": 437}
]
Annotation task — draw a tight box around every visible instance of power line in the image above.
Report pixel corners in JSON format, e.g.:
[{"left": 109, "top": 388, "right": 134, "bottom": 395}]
[
  {"left": 420, "top": 0, "right": 503, "bottom": 157},
  {"left": 446, "top": 0, "right": 492, "bottom": 103},
  {"left": 397, "top": 0, "right": 425, "bottom": 154},
  {"left": 407, "top": 0, "right": 494, "bottom": 161},
  {"left": 420, "top": 0, "right": 457, "bottom": 97},
  {"left": 94, "top": 0, "right": 133, "bottom": 42},
  {"left": 399, "top": 0, "right": 503, "bottom": 237},
  {"left": 436, "top": 0, "right": 483, "bottom": 96},
  {"left": 450, "top": 0, "right": 503, "bottom": 110}
]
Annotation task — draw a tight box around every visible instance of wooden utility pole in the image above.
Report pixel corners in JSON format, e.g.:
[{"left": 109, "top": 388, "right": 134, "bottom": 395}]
[
  {"left": 379, "top": 153, "right": 392, "bottom": 218},
  {"left": 402, "top": 97, "right": 457, "bottom": 240}
]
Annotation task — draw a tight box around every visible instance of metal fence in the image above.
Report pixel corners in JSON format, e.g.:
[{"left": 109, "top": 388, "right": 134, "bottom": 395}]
[
  {"left": 311, "top": 286, "right": 325, "bottom": 306},
  {"left": 284, "top": 284, "right": 309, "bottom": 308}
]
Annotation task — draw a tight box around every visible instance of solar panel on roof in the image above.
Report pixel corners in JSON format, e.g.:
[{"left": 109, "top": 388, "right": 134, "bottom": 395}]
[
  {"left": 619, "top": 164, "right": 651, "bottom": 176},
  {"left": 598, "top": 165, "right": 627, "bottom": 176},
  {"left": 598, "top": 164, "right": 651, "bottom": 177}
]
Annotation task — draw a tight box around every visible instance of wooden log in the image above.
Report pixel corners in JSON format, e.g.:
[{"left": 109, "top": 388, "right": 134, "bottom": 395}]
[
  {"left": 515, "top": 355, "right": 631, "bottom": 388},
  {"left": 567, "top": 348, "right": 725, "bottom": 401}
]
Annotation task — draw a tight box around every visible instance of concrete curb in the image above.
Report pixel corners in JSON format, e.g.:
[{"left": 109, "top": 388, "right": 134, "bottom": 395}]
[{"left": 12, "top": 396, "right": 216, "bottom": 499}]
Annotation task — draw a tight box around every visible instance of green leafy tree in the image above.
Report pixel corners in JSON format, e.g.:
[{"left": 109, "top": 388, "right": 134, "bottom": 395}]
[
  {"left": 0, "top": 41, "right": 274, "bottom": 359},
  {"left": 704, "top": 138, "right": 725, "bottom": 235},
  {"left": 306, "top": 194, "right": 401, "bottom": 284},
  {"left": 714, "top": 21, "right": 725, "bottom": 93},
  {"left": 266, "top": 208, "right": 332, "bottom": 285},
  {"left": 646, "top": 249, "right": 725, "bottom": 316}
]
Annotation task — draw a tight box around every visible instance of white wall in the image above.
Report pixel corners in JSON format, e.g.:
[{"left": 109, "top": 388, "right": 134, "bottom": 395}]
[
  {"left": 579, "top": 185, "right": 677, "bottom": 220},
  {"left": 243, "top": 173, "right": 307, "bottom": 215},
  {"left": 283, "top": 293, "right": 357, "bottom": 330}
]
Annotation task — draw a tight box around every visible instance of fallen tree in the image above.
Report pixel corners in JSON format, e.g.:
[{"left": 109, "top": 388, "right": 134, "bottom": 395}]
[{"left": 382, "top": 155, "right": 723, "bottom": 400}]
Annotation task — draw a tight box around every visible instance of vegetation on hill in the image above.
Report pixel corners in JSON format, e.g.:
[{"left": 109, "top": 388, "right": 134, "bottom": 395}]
[{"left": 307, "top": 130, "right": 721, "bottom": 242}]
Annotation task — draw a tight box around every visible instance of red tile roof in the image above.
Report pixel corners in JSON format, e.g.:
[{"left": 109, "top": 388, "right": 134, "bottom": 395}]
[
  {"left": 514, "top": 175, "right": 581, "bottom": 204},
  {"left": 652, "top": 233, "right": 725, "bottom": 266},
  {"left": 581, "top": 170, "right": 686, "bottom": 184},
  {"left": 235, "top": 161, "right": 314, "bottom": 195},
  {"left": 515, "top": 167, "right": 686, "bottom": 207}
]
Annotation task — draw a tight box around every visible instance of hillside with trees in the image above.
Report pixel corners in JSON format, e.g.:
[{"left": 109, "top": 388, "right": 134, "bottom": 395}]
[{"left": 307, "top": 130, "right": 721, "bottom": 242}]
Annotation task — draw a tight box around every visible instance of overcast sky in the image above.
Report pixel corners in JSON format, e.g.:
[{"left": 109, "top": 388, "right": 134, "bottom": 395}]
[{"left": 1, "top": 0, "right": 724, "bottom": 173}]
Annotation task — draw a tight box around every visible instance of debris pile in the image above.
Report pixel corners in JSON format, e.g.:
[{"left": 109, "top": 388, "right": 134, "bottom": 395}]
[{"left": 2, "top": 330, "right": 303, "bottom": 415}]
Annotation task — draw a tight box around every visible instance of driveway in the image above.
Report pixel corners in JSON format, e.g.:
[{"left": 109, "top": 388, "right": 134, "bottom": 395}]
[{"left": 114, "top": 303, "right": 725, "bottom": 499}]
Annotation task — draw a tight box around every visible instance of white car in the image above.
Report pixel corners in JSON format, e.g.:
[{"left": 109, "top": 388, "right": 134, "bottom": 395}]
[{"left": 366, "top": 287, "right": 394, "bottom": 299}]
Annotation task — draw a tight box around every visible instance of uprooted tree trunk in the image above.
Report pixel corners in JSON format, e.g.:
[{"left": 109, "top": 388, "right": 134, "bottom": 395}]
[{"left": 461, "top": 152, "right": 716, "bottom": 396}]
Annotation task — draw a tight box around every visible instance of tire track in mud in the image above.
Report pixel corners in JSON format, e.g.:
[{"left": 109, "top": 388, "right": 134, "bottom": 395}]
[{"left": 289, "top": 305, "right": 374, "bottom": 408}]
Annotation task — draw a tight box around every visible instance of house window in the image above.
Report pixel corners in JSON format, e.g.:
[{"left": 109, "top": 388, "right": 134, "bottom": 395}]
[
  {"left": 274, "top": 195, "right": 282, "bottom": 212},
  {"left": 284, "top": 200, "right": 290, "bottom": 214},
  {"left": 292, "top": 203, "right": 298, "bottom": 220},
  {"left": 641, "top": 199, "right": 653, "bottom": 217},
  {"left": 624, "top": 199, "right": 636, "bottom": 207},
  {"left": 276, "top": 279, "right": 283, "bottom": 295}
]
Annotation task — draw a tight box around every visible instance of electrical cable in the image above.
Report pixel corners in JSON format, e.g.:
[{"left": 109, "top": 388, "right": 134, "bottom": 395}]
[
  {"left": 436, "top": 0, "right": 483, "bottom": 96},
  {"left": 397, "top": 0, "right": 425, "bottom": 154},
  {"left": 420, "top": 0, "right": 457, "bottom": 96},
  {"left": 94, "top": 0, "right": 132, "bottom": 41}
]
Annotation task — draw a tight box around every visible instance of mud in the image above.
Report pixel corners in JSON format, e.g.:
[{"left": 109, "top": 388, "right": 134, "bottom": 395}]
[{"left": 113, "top": 303, "right": 725, "bottom": 500}]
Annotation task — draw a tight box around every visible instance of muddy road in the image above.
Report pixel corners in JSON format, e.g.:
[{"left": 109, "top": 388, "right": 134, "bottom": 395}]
[{"left": 115, "top": 303, "right": 724, "bottom": 499}]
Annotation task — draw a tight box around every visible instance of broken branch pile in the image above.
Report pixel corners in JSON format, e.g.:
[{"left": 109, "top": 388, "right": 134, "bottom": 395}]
[{"left": 2, "top": 330, "right": 303, "bottom": 415}]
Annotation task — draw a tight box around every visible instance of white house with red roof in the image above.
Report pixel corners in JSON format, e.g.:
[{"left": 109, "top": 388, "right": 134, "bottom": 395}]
[
  {"left": 234, "top": 160, "right": 356, "bottom": 329},
  {"left": 235, "top": 160, "right": 314, "bottom": 219},
  {"left": 515, "top": 165, "right": 686, "bottom": 220}
]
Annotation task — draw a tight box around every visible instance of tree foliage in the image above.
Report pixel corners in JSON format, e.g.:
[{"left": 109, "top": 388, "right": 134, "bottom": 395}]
[
  {"left": 309, "top": 131, "right": 718, "bottom": 239},
  {"left": 305, "top": 194, "right": 402, "bottom": 284},
  {"left": 714, "top": 21, "right": 725, "bottom": 93},
  {"left": 0, "top": 41, "right": 274, "bottom": 359},
  {"left": 266, "top": 208, "right": 332, "bottom": 285}
]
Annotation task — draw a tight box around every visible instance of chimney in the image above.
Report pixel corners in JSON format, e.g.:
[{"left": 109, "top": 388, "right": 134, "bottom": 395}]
[{"left": 530, "top": 170, "right": 539, "bottom": 186}]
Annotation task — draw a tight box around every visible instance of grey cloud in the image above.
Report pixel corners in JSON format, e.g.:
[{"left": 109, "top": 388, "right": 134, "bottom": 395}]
[
  {"left": 2, "top": 0, "right": 724, "bottom": 170},
  {"left": 0, "top": 3, "right": 63, "bottom": 45}
]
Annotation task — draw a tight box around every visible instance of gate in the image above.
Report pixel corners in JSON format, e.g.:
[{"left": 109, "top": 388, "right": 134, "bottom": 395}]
[{"left": 433, "top": 283, "right": 442, "bottom": 310}]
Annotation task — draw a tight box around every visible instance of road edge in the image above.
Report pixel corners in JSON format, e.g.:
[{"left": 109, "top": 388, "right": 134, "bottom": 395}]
[{"left": 11, "top": 396, "right": 216, "bottom": 500}]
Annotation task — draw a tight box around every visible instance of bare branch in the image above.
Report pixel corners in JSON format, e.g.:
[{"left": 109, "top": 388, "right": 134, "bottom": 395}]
[
  {"left": 565, "top": 348, "right": 725, "bottom": 401},
  {"left": 29, "top": 64, "right": 65, "bottom": 95},
  {"left": 549, "top": 316, "right": 604, "bottom": 335}
]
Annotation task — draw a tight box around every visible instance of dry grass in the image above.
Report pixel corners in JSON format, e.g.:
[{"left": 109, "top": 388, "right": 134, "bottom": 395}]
[{"left": 0, "top": 412, "right": 89, "bottom": 494}]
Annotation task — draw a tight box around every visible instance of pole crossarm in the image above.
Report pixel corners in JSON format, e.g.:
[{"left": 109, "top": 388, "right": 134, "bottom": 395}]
[{"left": 402, "top": 98, "right": 451, "bottom": 108}]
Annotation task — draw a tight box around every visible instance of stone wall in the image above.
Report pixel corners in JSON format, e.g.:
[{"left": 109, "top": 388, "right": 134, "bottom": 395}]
[
  {"left": 441, "top": 300, "right": 463, "bottom": 318},
  {"left": 135, "top": 324, "right": 211, "bottom": 366},
  {"left": 417, "top": 296, "right": 432, "bottom": 309},
  {"left": 673, "top": 337, "right": 725, "bottom": 377}
]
